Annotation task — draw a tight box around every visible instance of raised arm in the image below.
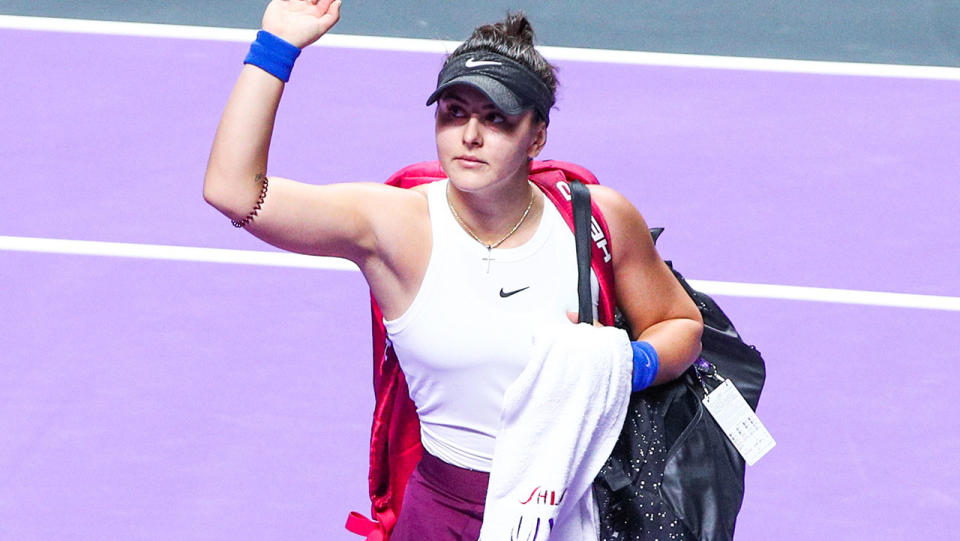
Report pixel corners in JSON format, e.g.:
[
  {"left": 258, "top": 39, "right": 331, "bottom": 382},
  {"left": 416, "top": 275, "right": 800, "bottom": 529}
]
[
  {"left": 590, "top": 185, "right": 704, "bottom": 385},
  {"left": 203, "top": 0, "right": 431, "bottom": 320},
  {"left": 203, "top": 0, "right": 383, "bottom": 261},
  {"left": 204, "top": 0, "right": 340, "bottom": 221}
]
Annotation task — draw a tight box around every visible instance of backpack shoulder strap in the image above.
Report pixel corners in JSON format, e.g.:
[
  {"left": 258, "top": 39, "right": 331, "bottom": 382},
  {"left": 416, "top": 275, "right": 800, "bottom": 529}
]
[{"left": 528, "top": 161, "right": 617, "bottom": 326}]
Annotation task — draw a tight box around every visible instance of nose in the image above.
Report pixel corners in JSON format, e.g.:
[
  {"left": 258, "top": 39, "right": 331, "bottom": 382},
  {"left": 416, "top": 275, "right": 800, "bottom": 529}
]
[{"left": 462, "top": 116, "right": 482, "bottom": 148}]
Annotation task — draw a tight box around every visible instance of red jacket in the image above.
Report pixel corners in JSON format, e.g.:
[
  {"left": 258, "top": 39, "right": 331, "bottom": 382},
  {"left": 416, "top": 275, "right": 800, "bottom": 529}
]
[{"left": 346, "top": 160, "right": 619, "bottom": 540}]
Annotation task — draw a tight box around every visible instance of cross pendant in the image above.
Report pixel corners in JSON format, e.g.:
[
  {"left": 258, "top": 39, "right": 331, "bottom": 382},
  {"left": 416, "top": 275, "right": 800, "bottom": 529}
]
[{"left": 482, "top": 247, "right": 494, "bottom": 273}]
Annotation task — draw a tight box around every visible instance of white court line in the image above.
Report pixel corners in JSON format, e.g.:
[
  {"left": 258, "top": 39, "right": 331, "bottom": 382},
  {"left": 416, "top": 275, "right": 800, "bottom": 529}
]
[
  {"left": 687, "top": 279, "right": 960, "bottom": 312},
  {"left": 2, "top": 235, "right": 958, "bottom": 312},
  {"left": 2, "top": 15, "right": 959, "bottom": 81},
  {"left": 0, "top": 235, "right": 357, "bottom": 272}
]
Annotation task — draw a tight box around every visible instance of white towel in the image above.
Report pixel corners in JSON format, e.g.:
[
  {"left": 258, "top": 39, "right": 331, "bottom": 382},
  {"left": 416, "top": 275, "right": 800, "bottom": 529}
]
[{"left": 479, "top": 323, "right": 633, "bottom": 541}]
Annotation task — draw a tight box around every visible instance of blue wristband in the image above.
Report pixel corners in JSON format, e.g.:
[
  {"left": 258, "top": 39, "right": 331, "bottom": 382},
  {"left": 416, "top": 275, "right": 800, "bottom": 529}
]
[
  {"left": 244, "top": 30, "right": 301, "bottom": 83},
  {"left": 630, "top": 341, "right": 659, "bottom": 392}
]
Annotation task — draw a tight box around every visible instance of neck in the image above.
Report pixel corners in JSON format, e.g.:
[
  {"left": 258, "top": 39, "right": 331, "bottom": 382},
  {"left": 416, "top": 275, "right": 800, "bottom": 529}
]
[{"left": 447, "top": 170, "right": 541, "bottom": 246}]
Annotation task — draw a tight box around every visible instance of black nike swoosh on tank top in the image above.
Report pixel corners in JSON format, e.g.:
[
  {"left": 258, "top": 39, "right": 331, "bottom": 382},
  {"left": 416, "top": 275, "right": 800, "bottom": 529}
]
[{"left": 499, "top": 287, "right": 530, "bottom": 298}]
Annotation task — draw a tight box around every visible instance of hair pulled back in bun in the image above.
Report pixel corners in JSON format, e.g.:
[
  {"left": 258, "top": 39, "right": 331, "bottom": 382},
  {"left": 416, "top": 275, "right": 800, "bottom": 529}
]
[{"left": 447, "top": 11, "right": 558, "bottom": 120}]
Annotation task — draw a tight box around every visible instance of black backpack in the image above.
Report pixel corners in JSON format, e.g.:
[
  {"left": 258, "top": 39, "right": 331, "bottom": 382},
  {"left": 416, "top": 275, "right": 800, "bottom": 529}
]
[{"left": 571, "top": 182, "right": 767, "bottom": 541}]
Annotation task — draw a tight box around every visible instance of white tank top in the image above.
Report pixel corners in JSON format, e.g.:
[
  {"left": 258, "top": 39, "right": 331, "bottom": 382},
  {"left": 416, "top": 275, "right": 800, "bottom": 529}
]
[{"left": 383, "top": 179, "right": 598, "bottom": 471}]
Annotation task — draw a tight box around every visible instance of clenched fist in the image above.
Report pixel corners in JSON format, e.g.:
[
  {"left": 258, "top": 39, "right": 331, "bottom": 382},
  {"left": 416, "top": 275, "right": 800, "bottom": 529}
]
[{"left": 262, "top": 0, "right": 342, "bottom": 49}]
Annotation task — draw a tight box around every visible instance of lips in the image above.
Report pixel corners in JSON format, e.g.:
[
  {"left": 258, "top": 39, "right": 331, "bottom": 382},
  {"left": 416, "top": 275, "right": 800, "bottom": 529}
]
[{"left": 455, "top": 155, "right": 487, "bottom": 165}]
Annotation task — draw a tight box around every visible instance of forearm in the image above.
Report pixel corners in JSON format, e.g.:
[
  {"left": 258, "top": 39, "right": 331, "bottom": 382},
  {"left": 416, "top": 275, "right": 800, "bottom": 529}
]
[
  {"left": 203, "top": 0, "right": 341, "bottom": 221},
  {"left": 203, "top": 65, "right": 285, "bottom": 220},
  {"left": 636, "top": 317, "right": 703, "bottom": 385}
]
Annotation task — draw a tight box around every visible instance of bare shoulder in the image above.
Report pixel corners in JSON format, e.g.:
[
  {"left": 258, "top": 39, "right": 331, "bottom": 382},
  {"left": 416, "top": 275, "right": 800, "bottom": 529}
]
[
  {"left": 586, "top": 184, "right": 644, "bottom": 223},
  {"left": 373, "top": 183, "right": 431, "bottom": 240},
  {"left": 365, "top": 181, "right": 429, "bottom": 214},
  {"left": 359, "top": 182, "right": 433, "bottom": 320},
  {"left": 585, "top": 184, "right": 656, "bottom": 261},
  {"left": 352, "top": 181, "right": 430, "bottom": 251}
]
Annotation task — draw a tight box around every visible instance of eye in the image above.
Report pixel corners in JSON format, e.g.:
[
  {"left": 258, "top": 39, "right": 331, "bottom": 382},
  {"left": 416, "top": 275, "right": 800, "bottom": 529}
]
[
  {"left": 437, "top": 102, "right": 468, "bottom": 125},
  {"left": 485, "top": 112, "right": 506, "bottom": 124}
]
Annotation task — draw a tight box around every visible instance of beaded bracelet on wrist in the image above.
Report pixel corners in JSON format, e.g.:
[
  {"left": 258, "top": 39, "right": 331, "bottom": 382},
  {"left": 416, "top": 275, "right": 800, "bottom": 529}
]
[{"left": 231, "top": 175, "right": 269, "bottom": 228}]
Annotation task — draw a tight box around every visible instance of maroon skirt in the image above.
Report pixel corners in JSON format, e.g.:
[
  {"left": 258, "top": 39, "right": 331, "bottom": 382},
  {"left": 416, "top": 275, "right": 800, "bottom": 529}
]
[{"left": 390, "top": 452, "right": 490, "bottom": 540}]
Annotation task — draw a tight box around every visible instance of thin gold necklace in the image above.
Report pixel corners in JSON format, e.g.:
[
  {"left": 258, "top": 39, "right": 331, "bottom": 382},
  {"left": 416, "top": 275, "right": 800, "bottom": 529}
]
[{"left": 446, "top": 182, "right": 536, "bottom": 272}]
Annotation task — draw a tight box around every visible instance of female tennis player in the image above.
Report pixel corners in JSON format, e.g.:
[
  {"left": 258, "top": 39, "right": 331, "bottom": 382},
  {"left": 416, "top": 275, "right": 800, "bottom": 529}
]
[{"left": 204, "top": 1, "right": 703, "bottom": 539}]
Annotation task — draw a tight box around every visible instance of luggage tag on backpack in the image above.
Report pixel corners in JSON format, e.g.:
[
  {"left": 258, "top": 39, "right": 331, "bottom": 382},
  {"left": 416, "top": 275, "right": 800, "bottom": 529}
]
[{"left": 702, "top": 378, "right": 776, "bottom": 466}]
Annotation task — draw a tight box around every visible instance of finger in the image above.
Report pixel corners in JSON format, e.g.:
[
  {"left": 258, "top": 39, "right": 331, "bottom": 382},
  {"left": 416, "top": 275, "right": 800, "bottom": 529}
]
[
  {"left": 328, "top": 0, "right": 342, "bottom": 17},
  {"left": 566, "top": 311, "right": 604, "bottom": 327},
  {"left": 319, "top": 0, "right": 342, "bottom": 28}
]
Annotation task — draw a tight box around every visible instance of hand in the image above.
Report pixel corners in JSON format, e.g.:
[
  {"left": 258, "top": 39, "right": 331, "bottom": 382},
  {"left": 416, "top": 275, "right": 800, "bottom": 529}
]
[
  {"left": 261, "top": 0, "right": 342, "bottom": 49},
  {"left": 566, "top": 311, "right": 604, "bottom": 327}
]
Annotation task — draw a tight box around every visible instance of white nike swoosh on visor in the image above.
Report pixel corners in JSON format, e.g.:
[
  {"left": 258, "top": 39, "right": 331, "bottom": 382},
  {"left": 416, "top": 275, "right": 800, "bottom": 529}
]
[{"left": 465, "top": 58, "right": 503, "bottom": 68}]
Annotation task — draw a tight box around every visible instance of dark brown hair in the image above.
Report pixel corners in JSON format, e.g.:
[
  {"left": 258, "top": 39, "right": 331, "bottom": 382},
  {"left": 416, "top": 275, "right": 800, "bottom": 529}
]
[{"left": 448, "top": 11, "right": 558, "bottom": 120}]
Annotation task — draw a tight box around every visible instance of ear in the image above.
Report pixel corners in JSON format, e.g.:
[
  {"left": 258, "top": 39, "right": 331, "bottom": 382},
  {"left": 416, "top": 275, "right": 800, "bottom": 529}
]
[{"left": 527, "top": 121, "right": 548, "bottom": 159}]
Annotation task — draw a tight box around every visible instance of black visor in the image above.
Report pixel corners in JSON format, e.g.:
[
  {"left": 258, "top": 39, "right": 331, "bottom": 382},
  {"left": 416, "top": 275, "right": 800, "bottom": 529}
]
[{"left": 425, "top": 51, "right": 554, "bottom": 125}]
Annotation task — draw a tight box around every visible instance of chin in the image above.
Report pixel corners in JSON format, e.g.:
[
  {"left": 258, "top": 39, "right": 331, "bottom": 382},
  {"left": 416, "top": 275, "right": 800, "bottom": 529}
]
[
  {"left": 442, "top": 162, "right": 493, "bottom": 192},
  {"left": 446, "top": 172, "right": 495, "bottom": 193}
]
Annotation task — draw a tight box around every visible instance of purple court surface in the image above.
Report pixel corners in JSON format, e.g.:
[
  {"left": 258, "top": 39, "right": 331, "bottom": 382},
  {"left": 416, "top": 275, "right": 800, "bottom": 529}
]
[{"left": 2, "top": 25, "right": 959, "bottom": 540}]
